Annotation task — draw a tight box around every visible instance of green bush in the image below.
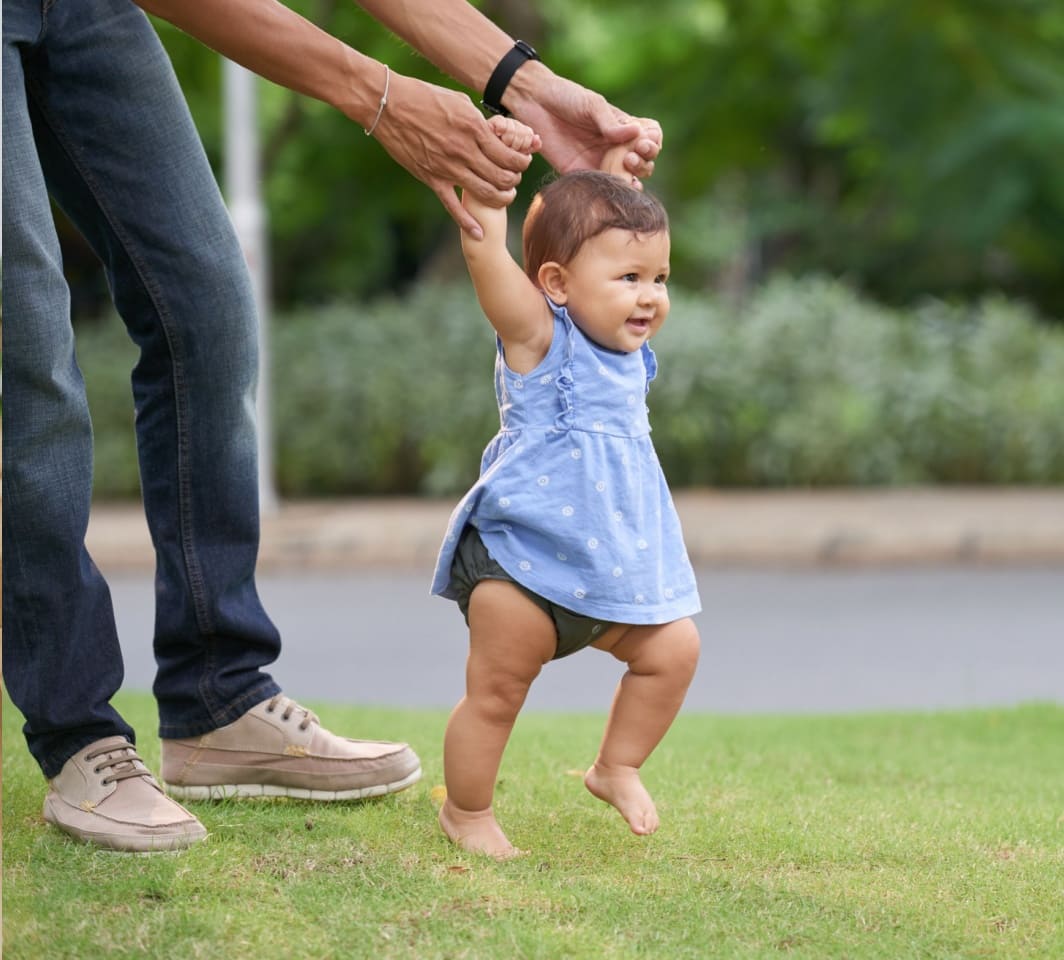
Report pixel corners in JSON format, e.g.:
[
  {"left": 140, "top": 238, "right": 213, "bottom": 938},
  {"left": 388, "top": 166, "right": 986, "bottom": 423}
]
[{"left": 79, "top": 277, "right": 1064, "bottom": 499}]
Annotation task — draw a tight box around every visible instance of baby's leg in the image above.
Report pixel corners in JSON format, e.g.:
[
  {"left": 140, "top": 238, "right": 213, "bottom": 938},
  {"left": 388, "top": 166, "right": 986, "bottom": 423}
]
[
  {"left": 586, "top": 618, "right": 700, "bottom": 835},
  {"left": 440, "top": 579, "right": 556, "bottom": 859}
]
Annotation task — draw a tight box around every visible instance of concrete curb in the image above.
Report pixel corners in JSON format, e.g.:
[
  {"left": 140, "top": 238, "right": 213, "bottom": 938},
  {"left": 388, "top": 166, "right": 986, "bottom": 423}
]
[{"left": 85, "top": 488, "right": 1064, "bottom": 572}]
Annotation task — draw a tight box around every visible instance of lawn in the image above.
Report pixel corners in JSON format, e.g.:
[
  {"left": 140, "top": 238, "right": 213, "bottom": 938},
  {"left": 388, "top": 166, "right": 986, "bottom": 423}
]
[{"left": 3, "top": 692, "right": 1062, "bottom": 959}]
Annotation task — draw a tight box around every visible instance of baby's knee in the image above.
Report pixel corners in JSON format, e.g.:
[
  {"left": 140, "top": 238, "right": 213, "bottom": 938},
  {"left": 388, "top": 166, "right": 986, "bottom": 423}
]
[
  {"left": 616, "top": 618, "right": 699, "bottom": 679},
  {"left": 468, "top": 675, "right": 533, "bottom": 726},
  {"left": 664, "top": 618, "right": 700, "bottom": 676},
  {"left": 634, "top": 618, "right": 699, "bottom": 679}
]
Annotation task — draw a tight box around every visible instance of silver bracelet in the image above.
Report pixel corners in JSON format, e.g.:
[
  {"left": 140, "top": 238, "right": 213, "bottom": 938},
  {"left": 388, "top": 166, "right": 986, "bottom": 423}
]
[{"left": 364, "top": 64, "right": 390, "bottom": 137}]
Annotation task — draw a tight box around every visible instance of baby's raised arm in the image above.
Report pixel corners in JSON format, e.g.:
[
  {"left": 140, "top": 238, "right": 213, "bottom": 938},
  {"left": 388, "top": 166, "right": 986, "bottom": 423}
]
[{"left": 461, "top": 116, "right": 554, "bottom": 371}]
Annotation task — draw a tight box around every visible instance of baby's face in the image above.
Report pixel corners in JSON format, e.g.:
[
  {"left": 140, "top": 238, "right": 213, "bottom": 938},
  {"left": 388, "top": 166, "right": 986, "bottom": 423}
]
[{"left": 560, "top": 228, "right": 670, "bottom": 353}]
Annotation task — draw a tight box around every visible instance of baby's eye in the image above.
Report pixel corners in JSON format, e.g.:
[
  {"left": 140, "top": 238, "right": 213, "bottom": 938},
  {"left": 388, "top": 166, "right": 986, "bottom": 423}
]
[
  {"left": 655, "top": 274, "right": 669, "bottom": 285},
  {"left": 621, "top": 273, "right": 639, "bottom": 282}
]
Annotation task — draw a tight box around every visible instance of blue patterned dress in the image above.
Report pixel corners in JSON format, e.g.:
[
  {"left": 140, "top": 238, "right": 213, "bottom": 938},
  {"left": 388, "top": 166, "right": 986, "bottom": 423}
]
[{"left": 431, "top": 300, "right": 701, "bottom": 625}]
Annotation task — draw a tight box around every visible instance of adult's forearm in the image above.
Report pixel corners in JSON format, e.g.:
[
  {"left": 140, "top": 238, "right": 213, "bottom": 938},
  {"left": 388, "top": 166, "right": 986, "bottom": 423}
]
[
  {"left": 354, "top": 0, "right": 515, "bottom": 92},
  {"left": 136, "top": 0, "right": 383, "bottom": 127}
]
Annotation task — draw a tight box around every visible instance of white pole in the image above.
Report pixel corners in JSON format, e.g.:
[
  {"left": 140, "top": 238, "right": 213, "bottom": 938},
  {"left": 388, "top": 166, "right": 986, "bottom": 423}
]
[{"left": 223, "top": 59, "right": 278, "bottom": 514}]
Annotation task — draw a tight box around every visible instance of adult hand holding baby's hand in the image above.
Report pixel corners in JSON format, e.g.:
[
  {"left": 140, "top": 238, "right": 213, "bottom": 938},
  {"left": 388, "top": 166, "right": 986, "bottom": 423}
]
[
  {"left": 486, "top": 114, "right": 540, "bottom": 157},
  {"left": 369, "top": 74, "right": 540, "bottom": 238},
  {"left": 601, "top": 118, "right": 661, "bottom": 190}
]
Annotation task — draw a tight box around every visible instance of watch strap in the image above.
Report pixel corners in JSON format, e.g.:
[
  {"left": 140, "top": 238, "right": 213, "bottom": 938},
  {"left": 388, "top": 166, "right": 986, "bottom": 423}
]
[{"left": 482, "top": 40, "right": 540, "bottom": 117}]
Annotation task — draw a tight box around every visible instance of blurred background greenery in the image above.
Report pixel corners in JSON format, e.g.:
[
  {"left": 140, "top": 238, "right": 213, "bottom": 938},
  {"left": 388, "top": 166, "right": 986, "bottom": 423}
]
[{"left": 63, "top": 0, "right": 1064, "bottom": 496}]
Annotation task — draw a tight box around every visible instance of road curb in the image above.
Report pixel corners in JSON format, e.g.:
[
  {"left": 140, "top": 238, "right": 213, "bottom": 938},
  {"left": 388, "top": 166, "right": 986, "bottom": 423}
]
[{"left": 85, "top": 488, "right": 1064, "bottom": 572}]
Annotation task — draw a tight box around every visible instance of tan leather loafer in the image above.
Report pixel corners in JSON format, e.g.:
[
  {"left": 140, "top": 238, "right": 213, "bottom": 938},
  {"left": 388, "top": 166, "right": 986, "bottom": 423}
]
[
  {"left": 43, "top": 737, "right": 207, "bottom": 852},
  {"left": 161, "top": 695, "right": 422, "bottom": 801}
]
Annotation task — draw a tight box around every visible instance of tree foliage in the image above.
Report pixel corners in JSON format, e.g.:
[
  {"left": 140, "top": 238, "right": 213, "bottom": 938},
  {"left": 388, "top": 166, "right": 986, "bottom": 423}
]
[{"left": 127, "top": 2, "right": 1064, "bottom": 316}]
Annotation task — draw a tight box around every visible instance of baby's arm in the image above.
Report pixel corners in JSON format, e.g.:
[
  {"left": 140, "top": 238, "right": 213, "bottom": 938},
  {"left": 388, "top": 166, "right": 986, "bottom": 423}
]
[
  {"left": 601, "top": 140, "right": 645, "bottom": 189},
  {"left": 461, "top": 116, "right": 553, "bottom": 370}
]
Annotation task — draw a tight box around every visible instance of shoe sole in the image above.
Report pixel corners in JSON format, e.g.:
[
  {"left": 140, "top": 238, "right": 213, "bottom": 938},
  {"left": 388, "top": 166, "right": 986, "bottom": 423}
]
[
  {"left": 164, "top": 765, "right": 422, "bottom": 802},
  {"left": 43, "top": 813, "right": 207, "bottom": 854},
  {"left": 43, "top": 797, "right": 208, "bottom": 853}
]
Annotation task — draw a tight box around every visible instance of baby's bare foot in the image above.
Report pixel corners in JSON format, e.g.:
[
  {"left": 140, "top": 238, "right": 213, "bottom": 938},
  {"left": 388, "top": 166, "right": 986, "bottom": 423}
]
[
  {"left": 438, "top": 799, "right": 524, "bottom": 860},
  {"left": 584, "top": 763, "right": 660, "bottom": 835}
]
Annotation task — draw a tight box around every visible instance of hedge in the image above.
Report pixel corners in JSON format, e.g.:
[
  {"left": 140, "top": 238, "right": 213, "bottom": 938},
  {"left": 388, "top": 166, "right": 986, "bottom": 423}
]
[{"left": 77, "top": 276, "right": 1064, "bottom": 499}]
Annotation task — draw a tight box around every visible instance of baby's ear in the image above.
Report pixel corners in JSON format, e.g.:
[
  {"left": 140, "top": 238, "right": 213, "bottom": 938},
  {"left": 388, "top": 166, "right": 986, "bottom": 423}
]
[{"left": 537, "top": 262, "right": 568, "bottom": 303}]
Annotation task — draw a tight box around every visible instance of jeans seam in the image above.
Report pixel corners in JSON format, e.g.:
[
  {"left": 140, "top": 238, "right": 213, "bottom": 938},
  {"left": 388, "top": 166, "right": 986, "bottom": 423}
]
[{"left": 24, "top": 76, "right": 216, "bottom": 641}]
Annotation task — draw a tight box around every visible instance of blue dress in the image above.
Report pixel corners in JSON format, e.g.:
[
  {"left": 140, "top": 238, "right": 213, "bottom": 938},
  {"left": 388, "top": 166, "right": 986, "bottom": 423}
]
[{"left": 431, "top": 300, "right": 701, "bottom": 625}]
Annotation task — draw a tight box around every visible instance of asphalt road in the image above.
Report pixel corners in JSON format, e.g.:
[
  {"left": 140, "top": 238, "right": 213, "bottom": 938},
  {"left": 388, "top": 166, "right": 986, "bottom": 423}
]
[{"left": 108, "top": 565, "right": 1063, "bottom": 715}]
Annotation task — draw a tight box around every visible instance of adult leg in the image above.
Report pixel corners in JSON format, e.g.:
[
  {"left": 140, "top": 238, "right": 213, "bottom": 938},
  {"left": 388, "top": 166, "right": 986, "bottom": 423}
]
[
  {"left": 586, "top": 618, "right": 700, "bottom": 834},
  {"left": 8, "top": 0, "right": 420, "bottom": 811},
  {"left": 440, "top": 580, "right": 556, "bottom": 858},
  {"left": 22, "top": 0, "right": 281, "bottom": 738},
  {"left": 2, "top": 0, "right": 136, "bottom": 777}
]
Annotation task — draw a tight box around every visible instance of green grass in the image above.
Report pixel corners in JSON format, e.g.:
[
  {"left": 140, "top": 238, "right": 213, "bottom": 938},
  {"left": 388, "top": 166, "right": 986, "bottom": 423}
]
[{"left": 4, "top": 693, "right": 1062, "bottom": 959}]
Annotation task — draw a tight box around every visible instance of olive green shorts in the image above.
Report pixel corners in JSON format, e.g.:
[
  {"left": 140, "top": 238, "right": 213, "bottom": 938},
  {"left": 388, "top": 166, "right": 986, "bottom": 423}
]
[{"left": 449, "top": 527, "right": 613, "bottom": 660}]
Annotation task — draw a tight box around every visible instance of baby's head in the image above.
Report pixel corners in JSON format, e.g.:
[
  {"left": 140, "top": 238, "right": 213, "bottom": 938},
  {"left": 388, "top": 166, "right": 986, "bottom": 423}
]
[
  {"left": 522, "top": 172, "right": 671, "bottom": 353},
  {"left": 522, "top": 171, "right": 669, "bottom": 280}
]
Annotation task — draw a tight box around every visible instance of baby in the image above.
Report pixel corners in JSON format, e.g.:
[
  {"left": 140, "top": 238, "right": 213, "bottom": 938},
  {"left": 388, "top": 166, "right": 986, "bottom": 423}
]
[{"left": 431, "top": 116, "right": 702, "bottom": 858}]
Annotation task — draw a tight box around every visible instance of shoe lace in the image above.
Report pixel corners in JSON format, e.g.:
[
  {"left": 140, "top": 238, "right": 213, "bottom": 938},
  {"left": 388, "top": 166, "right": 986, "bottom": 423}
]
[
  {"left": 265, "top": 695, "right": 319, "bottom": 732},
  {"left": 86, "top": 743, "right": 154, "bottom": 786}
]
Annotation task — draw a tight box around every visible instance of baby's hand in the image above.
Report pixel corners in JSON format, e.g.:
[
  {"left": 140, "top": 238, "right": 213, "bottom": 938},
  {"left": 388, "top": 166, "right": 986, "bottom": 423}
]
[
  {"left": 602, "top": 141, "right": 645, "bottom": 191},
  {"left": 487, "top": 114, "right": 539, "bottom": 154}
]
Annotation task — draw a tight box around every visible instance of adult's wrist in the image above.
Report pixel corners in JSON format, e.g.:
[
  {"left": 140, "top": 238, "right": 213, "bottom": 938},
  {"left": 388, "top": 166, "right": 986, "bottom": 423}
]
[
  {"left": 482, "top": 41, "right": 545, "bottom": 116},
  {"left": 498, "top": 58, "right": 552, "bottom": 119}
]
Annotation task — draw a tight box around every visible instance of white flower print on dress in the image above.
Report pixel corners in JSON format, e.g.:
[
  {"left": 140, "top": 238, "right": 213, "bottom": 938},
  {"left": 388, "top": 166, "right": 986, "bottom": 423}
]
[{"left": 429, "top": 303, "right": 702, "bottom": 627}]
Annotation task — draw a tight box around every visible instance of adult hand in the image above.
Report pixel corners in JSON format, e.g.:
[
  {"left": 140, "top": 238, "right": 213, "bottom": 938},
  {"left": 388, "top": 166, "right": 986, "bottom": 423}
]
[
  {"left": 601, "top": 141, "right": 648, "bottom": 190},
  {"left": 505, "top": 65, "right": 662, "bottom": 182},
  {"left": 368, "top": 73, "right": 541, "bottom": 238}
]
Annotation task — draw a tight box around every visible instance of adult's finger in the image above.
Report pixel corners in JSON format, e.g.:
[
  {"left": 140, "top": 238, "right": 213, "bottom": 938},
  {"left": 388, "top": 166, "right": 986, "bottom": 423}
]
[
  {"left": 473, "top": 123, "right": 537, "bottom": 181},
  {"left": 623, "top": 153, "right": 656, "bottom": 179},
  {"left": 434, "top": 183, "right": 487, "bottom": 240}
]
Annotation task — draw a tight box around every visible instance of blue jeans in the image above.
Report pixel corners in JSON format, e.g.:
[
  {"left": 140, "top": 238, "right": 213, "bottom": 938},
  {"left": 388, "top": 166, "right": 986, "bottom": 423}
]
[{"left": 3, "top": 0, "right": 282, "bottom": 778}]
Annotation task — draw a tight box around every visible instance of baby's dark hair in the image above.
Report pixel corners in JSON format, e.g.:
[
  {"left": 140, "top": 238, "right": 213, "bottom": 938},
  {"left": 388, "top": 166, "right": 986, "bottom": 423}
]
[{"left": 521, "top": 171, "right": 669, "bottom": 282}]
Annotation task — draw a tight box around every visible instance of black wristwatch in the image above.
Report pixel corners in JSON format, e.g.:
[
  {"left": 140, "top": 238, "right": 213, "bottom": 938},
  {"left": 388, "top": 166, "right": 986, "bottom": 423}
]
[{"left": 482, "top": 40, "right": 540, "bottom": 117}]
